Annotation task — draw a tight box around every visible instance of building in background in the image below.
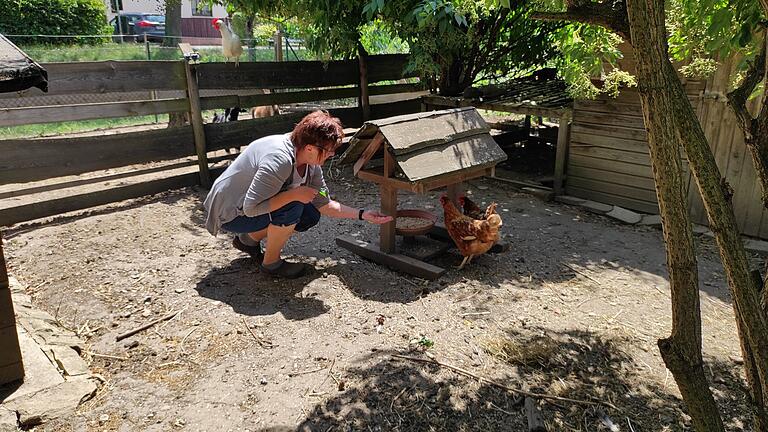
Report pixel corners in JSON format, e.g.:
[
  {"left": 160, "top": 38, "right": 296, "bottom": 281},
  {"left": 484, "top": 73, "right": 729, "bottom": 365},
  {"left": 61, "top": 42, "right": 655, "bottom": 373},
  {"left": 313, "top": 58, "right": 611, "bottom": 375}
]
[{"left": 105, "top": 0, "right": 227, "bottom": 44}]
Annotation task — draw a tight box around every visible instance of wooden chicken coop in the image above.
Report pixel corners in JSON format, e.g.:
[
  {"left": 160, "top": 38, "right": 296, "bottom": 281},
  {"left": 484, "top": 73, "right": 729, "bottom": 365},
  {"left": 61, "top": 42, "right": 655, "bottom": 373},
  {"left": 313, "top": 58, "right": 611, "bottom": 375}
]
[{"left": 336, "top": 107, "right": 507, "bottom": 279}]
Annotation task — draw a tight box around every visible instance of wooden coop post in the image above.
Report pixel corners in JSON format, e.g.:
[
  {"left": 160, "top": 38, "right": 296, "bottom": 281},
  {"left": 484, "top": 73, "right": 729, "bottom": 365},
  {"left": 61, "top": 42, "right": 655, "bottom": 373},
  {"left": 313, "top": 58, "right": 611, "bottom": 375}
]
[
  {"left": 179, "top": 43, "right": 212, "bottom": 188},
  {"left": 379, "top": 150, "right": 398, "bottom": 253},
  {"left": 447, "top": 183, "right": 463, "bottom": 205},
  {"left": 0, "top": 231, "right": 24, "bottom": 385},
  {"left": 553, "top": 112, "right": 571, "bottom": 195}
]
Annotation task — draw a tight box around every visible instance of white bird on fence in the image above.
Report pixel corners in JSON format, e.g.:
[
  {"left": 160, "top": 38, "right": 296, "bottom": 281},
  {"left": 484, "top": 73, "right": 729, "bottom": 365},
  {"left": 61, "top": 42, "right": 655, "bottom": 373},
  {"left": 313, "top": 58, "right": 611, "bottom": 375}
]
[{"left": 212, "top": 18, "right": 243, "bottom": 66}]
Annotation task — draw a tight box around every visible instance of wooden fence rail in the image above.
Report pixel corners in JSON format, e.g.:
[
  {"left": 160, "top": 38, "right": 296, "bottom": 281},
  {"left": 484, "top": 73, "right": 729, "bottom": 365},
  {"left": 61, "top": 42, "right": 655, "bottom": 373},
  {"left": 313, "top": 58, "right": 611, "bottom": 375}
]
[{"left": 0, "top": 55, "right": 424, "bottom": 226}]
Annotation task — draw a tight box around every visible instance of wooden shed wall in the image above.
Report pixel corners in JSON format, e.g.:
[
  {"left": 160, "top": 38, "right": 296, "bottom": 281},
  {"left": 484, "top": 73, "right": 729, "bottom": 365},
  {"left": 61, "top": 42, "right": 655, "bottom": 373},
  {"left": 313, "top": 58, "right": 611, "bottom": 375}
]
[
  {"left": 566, "top": 72, "right": 768, "bottom": 239},
  {"left": 688, "top": 58, "right": 768, "bottom": 238},
  {"left": 567, "top": 89, "right": 660, "bottom": 214}
]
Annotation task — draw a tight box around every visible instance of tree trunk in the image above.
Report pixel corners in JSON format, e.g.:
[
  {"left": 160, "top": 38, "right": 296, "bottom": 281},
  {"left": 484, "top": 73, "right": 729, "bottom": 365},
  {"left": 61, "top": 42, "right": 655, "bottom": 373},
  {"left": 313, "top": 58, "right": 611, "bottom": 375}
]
[
  {"left": 624, "top": 0, "right": 726, "bottom": 429},
  {"left": 163, "top": 0, "right": 182, "bottom": 48},
  {"left": 625, "top": 0, "right": 768, "bottom": 429},
  {"left": 437, "top": 57, "right": 472, "bottom": 96}
]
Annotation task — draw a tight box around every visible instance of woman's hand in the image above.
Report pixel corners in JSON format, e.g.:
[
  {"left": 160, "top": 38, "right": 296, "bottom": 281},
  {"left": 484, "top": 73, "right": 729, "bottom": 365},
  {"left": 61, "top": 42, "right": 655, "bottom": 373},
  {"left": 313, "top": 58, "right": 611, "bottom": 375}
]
[
  {"left": 291, "top": 186, "right": 318, "bottom": 204},
  {"left": 363, "top": 210, "right": 394, "bottom": 224}
]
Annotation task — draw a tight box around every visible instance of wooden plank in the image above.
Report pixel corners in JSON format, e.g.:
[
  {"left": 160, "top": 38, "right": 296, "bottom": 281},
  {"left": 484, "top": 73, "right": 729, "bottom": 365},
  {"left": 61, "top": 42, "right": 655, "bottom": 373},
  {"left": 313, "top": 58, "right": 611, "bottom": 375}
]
[
  {"left": 447, "top": 182, "right": 463, "bottom": 205},
  {"left": 0, "top": 286, "right": 16, "bottom": 329},
  {"left": 366, "top": 54, "right": 416, "bottom": 83},
  {"left": 570, "top": 131, "right": 649, "bottom": 154},
  {"left": 421, "top": 95, "right": 571, "bottom": 118},
  {"left": 380, "top": 184, "right": 398, "bottom": 254},
  {"left": 420, "top": 167, "right": 494, "bottom": 192},
  {"left": 0, "top": 324, "right": 22, "bottom": 368},
  {"left": 357, "top": 170, "right": 420, "bottom": 193},
  {"left": 0, "top": 231, "right": 6, "bottom": 291},
  {"left": 336, "top": 235, "right": 446, "bottom": 280},
  {"left": 567, "top": 176, "right": 658, "bottom": 203},
  {"left": 576, "top": 97, "right": 641, "bottom": 112},
  {"left": 567, "top": 165, "right": 656, "bottom": 191},
  {"left": 0, "top": 166, "right": 224, "bottom": 226},
  {"left": 0, "top": 98, "right": 189, "bottom": 127},
  {"left": 358, "top": 49, "right": 370, "bottom": 122},
  {"left": 370, "top": 98, "right": 423, "bottom": 121},
  {"left": 571, "top": 122, "right": 648, "bottom": 142},
  {"left": 0, "top": 362, "right": 24, "bottom": 385},
  {"left": 184, "top": 61, "right": 211, "bottom": 187},
  {"left": 0, "top": 158, "right": 207, "bottom": 200},
  {"left": 199, "top": 84, "right": 421, "bottom": 111},
  {"left": 326, "top": 106, "right": 362, "bottom": 129},
  {"left": 205, "top": 112, "right": 309, "bottom": 152},
  {"left": 0, "top": 127, "right": 195, "bottom": 185},
  {"left": 569, "top": 143, "right": 652, "bottom": 166},
  {"left": 553, "top": 116, "right": 570, "bottom": 194},
  {"left": 568, "top": 154, "right": 655, "bottom": 179},
  {"left": 196, "top": 54, "right": 413, "bottom": 90},
  {"left": 2, "top": 61, "right": 186, "bottom": 97},
  {"left": 573, "top": 110, "right": 646, "bottom": 129},
  {"left": 378, "top": 107, "right": 490, "bottom": 154},
  {"left": 354, "top": 133, "right": 385, "bottom": 175},
  {"left": 397, "top": 134, "right": 506, "bottom": 182},
  {"left": 566, "top": 185, "right": 659, "bottom": 214}
]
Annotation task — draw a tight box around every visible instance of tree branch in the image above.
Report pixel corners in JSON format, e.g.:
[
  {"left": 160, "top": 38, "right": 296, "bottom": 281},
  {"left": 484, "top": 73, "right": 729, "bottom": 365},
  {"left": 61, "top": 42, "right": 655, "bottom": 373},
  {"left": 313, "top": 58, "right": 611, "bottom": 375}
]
[
  {"left": 531, "top": 0, "right": 630, "bottom": 43},
  {"left": 727, "top": 31, "right": 765, "bottom": 141},
  {"left": 727, "top": 29, "right": 768, "bottom": 211}
]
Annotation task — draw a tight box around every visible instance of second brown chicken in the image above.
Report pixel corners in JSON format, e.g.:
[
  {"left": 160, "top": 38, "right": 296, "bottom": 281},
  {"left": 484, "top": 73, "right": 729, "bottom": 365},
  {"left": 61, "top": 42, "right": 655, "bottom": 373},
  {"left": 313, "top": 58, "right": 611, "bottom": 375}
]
[{"left": 439, "top": 195, "right": 502, "bottom": 270}]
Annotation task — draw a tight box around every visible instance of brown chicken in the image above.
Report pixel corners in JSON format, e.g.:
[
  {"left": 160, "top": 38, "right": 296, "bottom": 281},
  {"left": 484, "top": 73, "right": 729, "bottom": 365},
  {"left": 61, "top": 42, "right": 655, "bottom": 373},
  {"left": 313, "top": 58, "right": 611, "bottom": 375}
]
[
  {"left": 458, "top": 195, "right": 497, "bottom": 220},
  {"left": 440, "top": 195, "right": 502, "bottom": 270}
]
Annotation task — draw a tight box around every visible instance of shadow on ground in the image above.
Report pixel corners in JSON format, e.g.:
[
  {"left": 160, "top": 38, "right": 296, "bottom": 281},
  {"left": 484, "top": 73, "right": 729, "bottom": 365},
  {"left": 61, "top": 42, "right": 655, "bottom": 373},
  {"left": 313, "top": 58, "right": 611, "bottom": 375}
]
[{"left": 255, "top": 327, "right": 751, "bottom": 431}]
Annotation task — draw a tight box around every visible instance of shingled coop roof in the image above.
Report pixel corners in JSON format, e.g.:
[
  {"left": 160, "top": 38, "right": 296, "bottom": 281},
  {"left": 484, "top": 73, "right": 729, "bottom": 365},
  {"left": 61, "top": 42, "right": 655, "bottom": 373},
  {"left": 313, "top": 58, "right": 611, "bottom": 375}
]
[
  {"left": 422, "top": 69, "right": 573, "bottom": 118},
  {"left": 339, "top": 107, "right": 507, "bottom": 183},
  {"left": 0, "top": 34, "right": 48, "bottom": 93}
]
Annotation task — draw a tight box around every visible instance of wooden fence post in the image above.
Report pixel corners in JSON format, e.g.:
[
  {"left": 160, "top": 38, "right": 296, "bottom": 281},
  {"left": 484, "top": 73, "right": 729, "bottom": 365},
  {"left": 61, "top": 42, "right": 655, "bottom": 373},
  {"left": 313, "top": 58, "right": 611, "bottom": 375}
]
[
  {"left": 274, "top": 29, "right": 283, "bottom": 62},
  {"left": 553, "top": 112, "right": 571, "bottom": 195},
  {"left": 179, "top": 44, "right": 212, "bottom": 187},
  {"left": 357, "top": 43, "right": 370, "bottom": 122},
  {"left": 0, "top": 231, "right": 24, "bottom": 385}
]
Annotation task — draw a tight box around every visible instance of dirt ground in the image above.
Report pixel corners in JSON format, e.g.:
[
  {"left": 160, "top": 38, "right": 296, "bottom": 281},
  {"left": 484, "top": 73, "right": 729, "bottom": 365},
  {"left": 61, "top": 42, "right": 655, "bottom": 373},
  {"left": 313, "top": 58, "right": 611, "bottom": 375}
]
[{"left": 3, "top": 165, "right": 761, "bottom": 431}]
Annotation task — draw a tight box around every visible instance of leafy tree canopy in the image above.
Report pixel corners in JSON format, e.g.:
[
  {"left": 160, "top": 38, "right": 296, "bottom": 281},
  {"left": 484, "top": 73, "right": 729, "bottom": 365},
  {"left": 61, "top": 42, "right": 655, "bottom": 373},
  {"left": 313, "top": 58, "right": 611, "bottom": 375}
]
[{"left": 213, "top": 0, "right": 564, "bottom": 95}]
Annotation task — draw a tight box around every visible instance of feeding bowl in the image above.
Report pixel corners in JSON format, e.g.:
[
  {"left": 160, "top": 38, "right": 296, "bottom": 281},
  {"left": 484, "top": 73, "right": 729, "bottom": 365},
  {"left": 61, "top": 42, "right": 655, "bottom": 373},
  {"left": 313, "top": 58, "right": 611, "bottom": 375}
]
[{"left": 395, "top": 209, "right": 437, "bottom": 236}]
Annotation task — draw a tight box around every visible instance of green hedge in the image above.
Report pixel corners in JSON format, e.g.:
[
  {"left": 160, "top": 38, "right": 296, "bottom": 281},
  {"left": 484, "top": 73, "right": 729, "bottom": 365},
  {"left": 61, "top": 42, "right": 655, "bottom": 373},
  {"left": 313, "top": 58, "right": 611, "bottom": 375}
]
[{"left": 0, "top": 0, "right": 113, "bottom": 44}]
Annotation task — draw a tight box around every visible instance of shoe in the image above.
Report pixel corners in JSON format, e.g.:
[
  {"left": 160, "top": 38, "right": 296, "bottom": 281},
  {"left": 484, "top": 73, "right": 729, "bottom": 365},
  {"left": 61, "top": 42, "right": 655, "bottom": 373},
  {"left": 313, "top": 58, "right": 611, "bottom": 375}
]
[
  {"left": 233, "top": 237, "right": 263, "bottom": 262},
  {"left": 259, "top": 261, "right": 313, "bottom": 279}
]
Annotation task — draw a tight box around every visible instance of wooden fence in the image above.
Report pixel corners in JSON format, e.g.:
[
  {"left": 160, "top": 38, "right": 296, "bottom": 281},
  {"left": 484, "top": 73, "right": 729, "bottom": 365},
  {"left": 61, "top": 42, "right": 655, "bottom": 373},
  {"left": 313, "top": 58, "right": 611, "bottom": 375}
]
[
  {"left": 0, "top": 54, "right": 424, "bottom": 226},
  {"left": 566, "top": 79, "right": 768, "bottom": 239}
]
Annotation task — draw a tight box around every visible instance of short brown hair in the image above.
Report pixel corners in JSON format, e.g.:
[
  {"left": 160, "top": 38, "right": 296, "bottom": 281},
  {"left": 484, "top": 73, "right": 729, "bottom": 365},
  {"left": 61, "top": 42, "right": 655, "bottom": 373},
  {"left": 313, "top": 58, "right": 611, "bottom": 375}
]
[{"left": 290, "top": 111, "right": 344, "bottom": 152}]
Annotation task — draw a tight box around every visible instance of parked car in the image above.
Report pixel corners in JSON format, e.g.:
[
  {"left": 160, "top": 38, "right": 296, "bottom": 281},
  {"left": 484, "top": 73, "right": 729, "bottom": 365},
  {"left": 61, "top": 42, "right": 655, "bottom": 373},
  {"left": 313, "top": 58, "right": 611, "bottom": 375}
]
[{"left": 110, "top": 13, "right": 165, "bottom": 42}]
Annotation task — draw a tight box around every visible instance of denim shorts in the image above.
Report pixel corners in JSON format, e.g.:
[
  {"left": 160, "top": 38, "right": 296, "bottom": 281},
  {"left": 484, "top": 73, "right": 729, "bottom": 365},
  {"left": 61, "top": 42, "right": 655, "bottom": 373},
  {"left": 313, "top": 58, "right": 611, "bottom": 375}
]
[{"left": 221, "top": 201, "right": 321, "bottom": 234}]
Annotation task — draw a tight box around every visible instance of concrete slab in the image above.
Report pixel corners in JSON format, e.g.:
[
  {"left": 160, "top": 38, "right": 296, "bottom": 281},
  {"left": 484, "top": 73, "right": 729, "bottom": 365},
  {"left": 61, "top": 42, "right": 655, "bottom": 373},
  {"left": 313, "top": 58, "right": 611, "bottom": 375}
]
[
  {"left": 554, "top": 195, "right": 587, "bottom": 206},
  {"left": 639, "top": 214, "right": 662, "bottom": 225},
  {"left": 745, "top": 238, "right": 768, "bottom": 253},
  {"left": 48, "top": 346, "right": 89, "bottom": 377},
  {"left": 606, "top": 206, "right": 642, "bottom": 224},
  {"left": 581, "top": 200, "right": 613, "bottom": 214},
  {"left": 5, "top": 377, "right": 97, "bottom": 427},
  {"left": 0, "top": 407, "right": 16, "bottom": 432},
  {"left": 2, "top": 328, "right": 64, "bottom": 403}
]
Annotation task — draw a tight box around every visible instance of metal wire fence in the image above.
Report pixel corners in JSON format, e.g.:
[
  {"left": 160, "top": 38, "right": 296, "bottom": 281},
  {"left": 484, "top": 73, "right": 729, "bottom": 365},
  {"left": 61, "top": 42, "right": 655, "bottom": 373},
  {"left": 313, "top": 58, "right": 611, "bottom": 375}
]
[{"left": 6, "top": 34, "right": 310, "bottom": 63}]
